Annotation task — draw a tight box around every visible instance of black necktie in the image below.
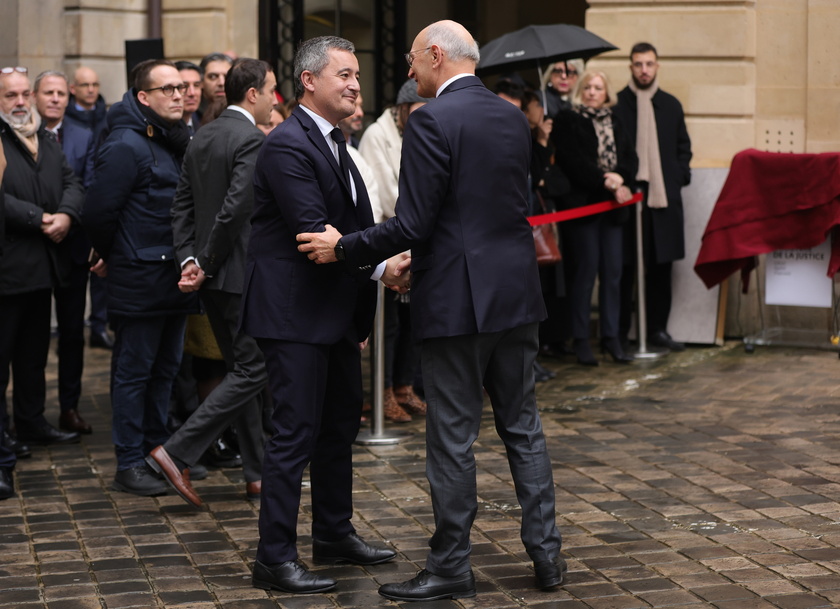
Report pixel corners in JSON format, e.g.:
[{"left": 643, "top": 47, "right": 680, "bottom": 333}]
[{"left": 330, "top": 127, "right": 351, "bottom": 189}]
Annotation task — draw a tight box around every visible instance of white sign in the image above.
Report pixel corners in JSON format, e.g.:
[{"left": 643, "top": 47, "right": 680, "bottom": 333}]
[{"left": 765, "top": 240, "right": 833, "bottom": 308}]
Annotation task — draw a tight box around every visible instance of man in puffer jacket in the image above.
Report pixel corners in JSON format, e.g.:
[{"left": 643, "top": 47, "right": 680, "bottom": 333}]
[{"left": 83, "top": 59, "right": 197, "bottom": 497}]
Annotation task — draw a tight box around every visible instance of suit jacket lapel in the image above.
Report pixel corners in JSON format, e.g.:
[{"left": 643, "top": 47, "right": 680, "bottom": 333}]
[{"left": 293, "top": 107, "right": 350, "bottom": 194}]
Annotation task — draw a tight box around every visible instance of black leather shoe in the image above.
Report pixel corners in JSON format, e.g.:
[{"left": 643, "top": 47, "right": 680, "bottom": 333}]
[
  {"left": 90, "top": 328, "right": 114, "bottom": 349},
  {"left": 201, "top": 436, "right": 242, "bottom": 468},
  {"left": 0, "top": 468, "right": 14, "bottom": 500},
  {"left": 312, "top": 532, "right": 396, "bottom": 565},
  {"left": 2, "top": 431, "right": 30, "bottom": 459},
  {"left": 16, "top": 422, "right": 80, "bottom": 446},
  {"left": 573, "top": 338, "right": 598, "bottom": 367},
  {"left": 59, "top": 409, "right": 93, "bottom": 434},
  {"left": 252, "top": 559, "right": 336, "bottom": 594},
  {"left": 648, "top": 331, "right": 685, "bottom": 352},
  {"left": 600, "top": 337, "right": 633, "bottom": 364},
  {"left": 534, "top": 557, "right": 568, "bottom": 589},
  {"left": 112, "top": 465, "right": 168, "bottom": 496},
  {"left": 379, "top": 568, "right": 476, "bottom": 601}
]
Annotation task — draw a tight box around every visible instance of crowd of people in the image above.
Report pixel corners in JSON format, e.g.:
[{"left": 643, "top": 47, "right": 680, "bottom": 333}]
[{"left": 0, "top": 20, "right": 692, "bottom": 602}]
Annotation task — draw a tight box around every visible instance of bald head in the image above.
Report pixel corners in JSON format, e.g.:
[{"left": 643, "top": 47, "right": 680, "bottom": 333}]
[
  {"left": 408, "top": 20, "right": 480, "bottom": 98},
  {"left": 71, "top": 66, "right": 100, "bottom": 110}
]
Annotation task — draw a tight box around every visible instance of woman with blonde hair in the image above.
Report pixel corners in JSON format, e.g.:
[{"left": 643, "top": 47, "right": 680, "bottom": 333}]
[{"left": 551, "top": 69, "right": 638, "bottom": 366}]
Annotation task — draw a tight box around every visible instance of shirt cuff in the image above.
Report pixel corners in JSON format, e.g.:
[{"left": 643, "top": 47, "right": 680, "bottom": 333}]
[{"left": 370, "top": 261, "right": 386, "bottom": 282}]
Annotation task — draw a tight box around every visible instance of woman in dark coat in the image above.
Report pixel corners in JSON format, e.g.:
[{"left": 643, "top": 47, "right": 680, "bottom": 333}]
[{"left": 552, "top": 70, "right": 638, "bottom": 366}]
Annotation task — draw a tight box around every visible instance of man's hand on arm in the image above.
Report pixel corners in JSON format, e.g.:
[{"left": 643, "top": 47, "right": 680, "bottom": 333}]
[
  {"left": 296, "top": 224, "right": 343, "bottom": 263},
  {"left": 382, "top": 252, "right": 411, "bottom": 294},
  {"left": 41, "top": 212, "right": 72, "bottom": 243},
  {"left": 178, "top": 260, "right": 206, "bottom": 293}
]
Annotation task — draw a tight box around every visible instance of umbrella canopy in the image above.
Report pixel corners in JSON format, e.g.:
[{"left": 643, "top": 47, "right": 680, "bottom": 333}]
[{"left": 476, "top": 23, "right": 618, "bottom": 76}]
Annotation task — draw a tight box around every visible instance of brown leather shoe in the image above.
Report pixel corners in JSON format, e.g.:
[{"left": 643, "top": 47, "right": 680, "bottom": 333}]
[
  {"left": 393, "top": 385, "right": 427, "bottom": 415},
  {"left": 145, "top": 446, "right": 202, "bottom": 508},
  {"left": 59, "top": 409, "right": 92, "bottom": 434},
  {"left": 384, "top": 388, "right": 411, "bottom": 423},
  {"left": 246, "top": 480, "right": 261, "bottom": 500}
]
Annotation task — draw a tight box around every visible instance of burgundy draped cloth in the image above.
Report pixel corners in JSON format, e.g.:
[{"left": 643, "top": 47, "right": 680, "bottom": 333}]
[{"left": 694, "top": 148, "right": 840, "bottom": 290}]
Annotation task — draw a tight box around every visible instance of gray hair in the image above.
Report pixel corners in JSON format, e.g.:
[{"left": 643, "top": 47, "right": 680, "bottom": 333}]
[
  {"left": 426, "top": 22, "right": 480, "bottom": 64},
  {"left": 294, "top": 36, "right": 355, "bottom": 100},
  {"left": 34, "top": 70, "right": 68, "bottom": 93}
]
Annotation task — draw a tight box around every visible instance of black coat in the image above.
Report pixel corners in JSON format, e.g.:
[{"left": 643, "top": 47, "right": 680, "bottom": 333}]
[
  {"left": 551, "top": 107, "right": 638, "bottom": 225},
  {"left": 0, "top": 123, "right": 84, "bottom": 295},
  {"left": 613, "top": 86, "right": 692, "bottom": 263},
  {"left": 83, "top": 90, "right": 197, "bottom": 318}
]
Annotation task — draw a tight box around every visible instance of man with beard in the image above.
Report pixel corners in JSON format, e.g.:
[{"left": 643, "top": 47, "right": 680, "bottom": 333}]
[
  {"left": 0, "top": 66, "right": 84, "bottom": 450},
  {"left": 613, "top": 42, "right": 692, "bottom": 353},
  {"left": 83, "top": 59, "right": 198, "bottom": 497}
]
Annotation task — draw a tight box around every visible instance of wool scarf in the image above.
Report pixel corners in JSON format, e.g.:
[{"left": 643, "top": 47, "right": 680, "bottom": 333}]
[
  {"left": 575, "top": 104, "right": 617, "bottom": 173},
  {"left": 629, "top": 79, "right": 667, "bottom": 209},
  {"left": 0, "top": 107, "right": 41, "bottom": 160}
]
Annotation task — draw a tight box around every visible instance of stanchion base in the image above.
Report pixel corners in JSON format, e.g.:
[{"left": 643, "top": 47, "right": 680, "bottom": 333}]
[
  {"left": 354, "top": 429, "right": 413, "bottom": 446},
  {"left": 631, "top": 347, "right": 670, "bottom": 360}
]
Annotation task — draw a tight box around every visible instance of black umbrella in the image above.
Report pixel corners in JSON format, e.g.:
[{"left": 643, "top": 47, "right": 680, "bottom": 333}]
[{"left": 476, "top": 23, "right": 618, "bottom": 76}]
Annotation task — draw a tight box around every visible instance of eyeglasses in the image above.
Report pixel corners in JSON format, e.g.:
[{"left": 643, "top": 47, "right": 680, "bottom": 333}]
[
  {"left": 1, "top": 66, "right": 28, "bottom": 75},
  {"left": 143, "top": 84, "right": 188, "bottom": 97},
  {"left": 552, "top": 69, "right": 578, "bottom": 78},
  {"left": 404, "top": 47, "right": 431, "bottom": 67}
]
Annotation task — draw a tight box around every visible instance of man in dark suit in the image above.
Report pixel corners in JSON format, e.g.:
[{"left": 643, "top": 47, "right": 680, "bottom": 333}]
[
  {"left": 0, "top": 66, "right": 83, "bottom": 449},
  {"left": 614, "top": 42, "right": 692, "bottom": 352},
  {"left": 146, "top": 59, "right": 276, "bottom": 508},
  {"left": 241, "top": 36, "right": 402, "bottom": 594},
  {"left": 33, "top": 69, "right": 96, "bottom": 435},
  {"left": 297, "top": 20, "right": 564, "bottom": 601}
]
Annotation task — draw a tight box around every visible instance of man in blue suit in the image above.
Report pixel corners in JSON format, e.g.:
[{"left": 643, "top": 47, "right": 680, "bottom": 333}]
[
  {"left": 241, "top": 36, "right": 402, "bottom": 595},
  {"left": 297, "top": 20, "right": 564, "bottom": 601},
  {"left": 34, "top": 70, "right": 96, "bottom": 436}
]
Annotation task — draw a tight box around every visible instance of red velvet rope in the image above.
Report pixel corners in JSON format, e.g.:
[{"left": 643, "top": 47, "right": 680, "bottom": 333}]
[{"left": 527, "top": 192, "right": 644, "bottom": 226}]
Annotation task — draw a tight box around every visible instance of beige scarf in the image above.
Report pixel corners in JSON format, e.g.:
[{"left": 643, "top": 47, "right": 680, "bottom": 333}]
[
  {"left": 0, "top": 107, "right": 41, "bottom": 160},
  {"left": 629, "top": 79, "right": 667, "bottom": 209}
]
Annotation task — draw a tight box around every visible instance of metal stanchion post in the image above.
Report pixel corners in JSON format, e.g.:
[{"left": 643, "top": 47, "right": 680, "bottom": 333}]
[
  {"left": 633, "top": 195, "right": 667, "bottom": 360},
  {"left": 356, "top": 282, "right": 411, "bottom": 445}
]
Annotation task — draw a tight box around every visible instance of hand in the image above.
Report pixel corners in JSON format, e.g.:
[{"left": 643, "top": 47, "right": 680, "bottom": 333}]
[
  {"left": 614, "top": 185, "right": 633, "bottom": 204},
  {"left": 382, "top": 252, "right": 411, "bottom": 294},
  {"left": 41, "top": 212, "right": 72, "bottom": 243},
  {"left": 359, "top": 338, "right": 369, "bottom": 351},
  {"left": 603, "top": 172, "right": 624, "bottom": 193},
  {"left": 90, "top": 258, "right": 107, "bottom": 278},
  {"left": 178, "top": 261, "right": 206, "bottom": 293},
  {"left": 536, "top": 117, "right": 552, "bottom": 146},
  {"left": 296, "top": 224, "right": 343, "bottom": 264}
]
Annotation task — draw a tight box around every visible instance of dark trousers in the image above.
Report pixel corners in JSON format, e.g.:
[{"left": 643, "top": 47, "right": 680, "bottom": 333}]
[
  {"left": 88, "top": 273, "right": 108, "bottom": 334},
  {"left": 565, "top": 216, "right": 623, "bottom": 339},
  {"left": 383, "top": 293, "right": 419, "bottom": 388},
  {"left": 256, "top": 335, "right": 363, "bottom": 564},
  {"left": 164, "top": 290, "right": 266, "bottom": 482},
  {"left": 110, "top": 314, "right": 186, "bottom": 470},
  {"left": 0, "top": 289, "right": 52, "bottom": 432},
  {"left": 421, "top": 322, "right": 561, "bottom": 575},
  {"left": 54, "top": 262, "right": 89, "bottom": 413}
]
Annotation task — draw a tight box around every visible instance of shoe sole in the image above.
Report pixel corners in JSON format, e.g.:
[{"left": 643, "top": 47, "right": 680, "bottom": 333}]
[
  {"left": 379, "top": 588, "right": 476, "bottom": 601},
  {"left": 145, "top": 456, "right": 203, "bottom": 509},
  {"left": 311, "top": 553, "right": 396, "bottom": 566},
  {"left": 110, "top": 480, "right": 168, "bottom": 497},
  {"left": 252, "top": 578, "right": 336, "bottom": 594}
]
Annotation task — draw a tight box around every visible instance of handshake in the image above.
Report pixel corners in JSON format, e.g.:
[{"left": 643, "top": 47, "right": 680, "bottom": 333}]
[{"left": 296, "top": 224, "right": 411, "bottom": 294}]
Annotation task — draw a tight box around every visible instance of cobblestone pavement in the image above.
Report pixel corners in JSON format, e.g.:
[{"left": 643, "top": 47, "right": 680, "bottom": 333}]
[{"left": 3, "top": 338, "right": 840, "bottom": 608}]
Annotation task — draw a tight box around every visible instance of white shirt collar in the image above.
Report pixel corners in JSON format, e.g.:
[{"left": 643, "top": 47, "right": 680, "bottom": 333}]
[
  {"left": 227, "top": 104, "right": 255, "bottom": 125},
  {"left": 299, "top": 103, "right": 337, "bottom": 138},
  {"left": 436, "top": 73, "right": 473, "bottom": 98}
]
